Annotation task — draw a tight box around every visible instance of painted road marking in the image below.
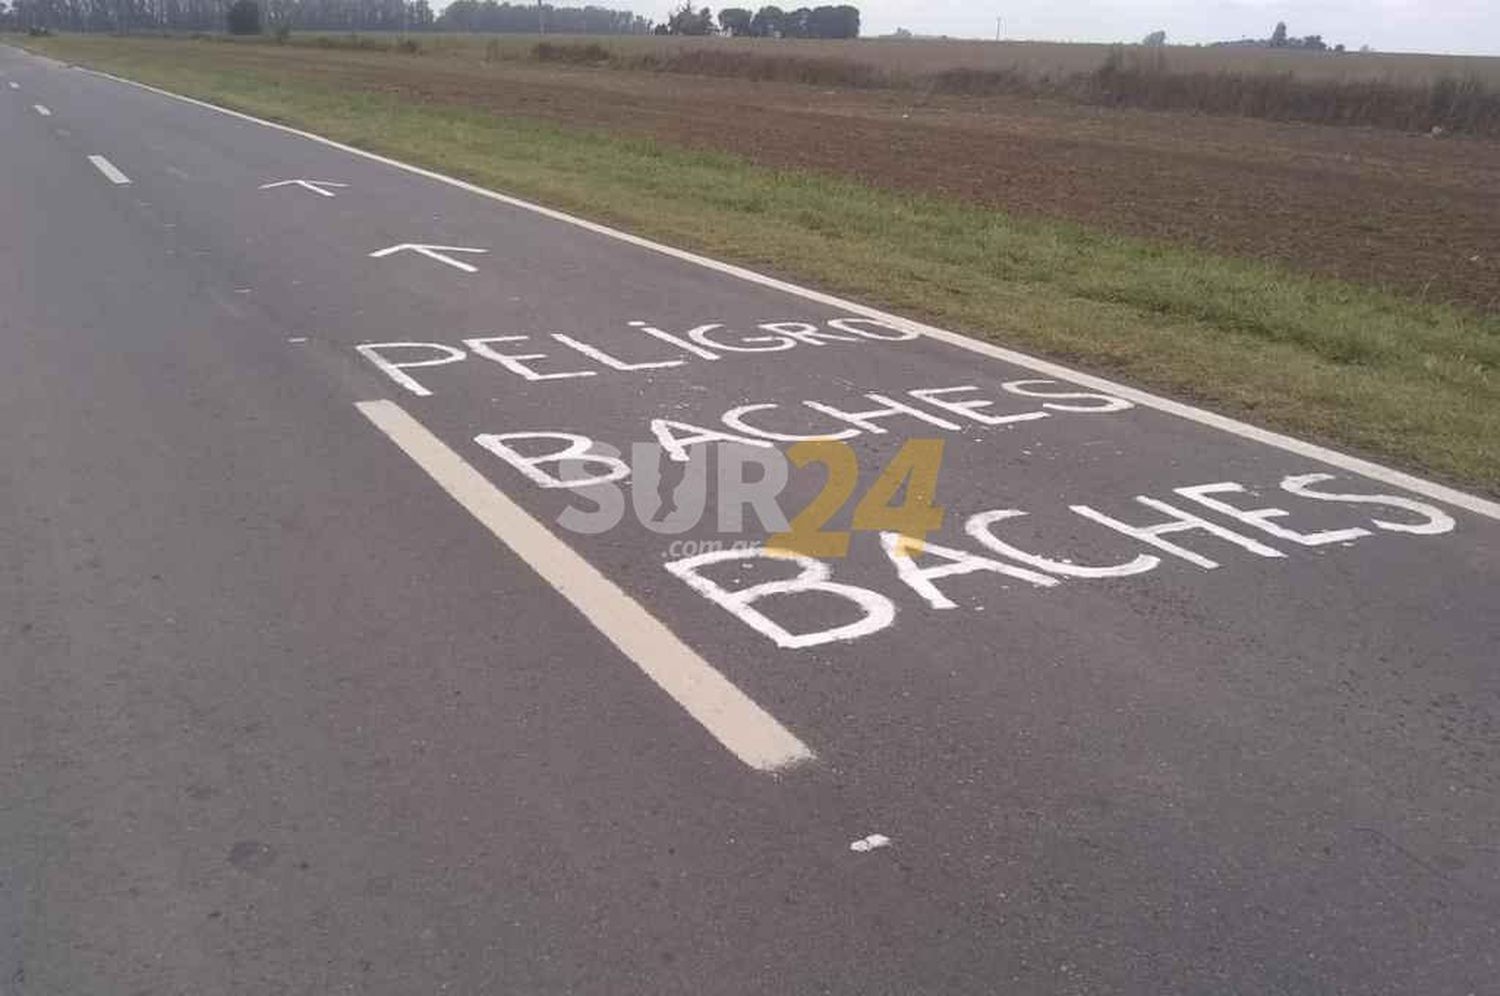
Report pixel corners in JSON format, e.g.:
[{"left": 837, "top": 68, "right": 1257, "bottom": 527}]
[
  {"left": 87, "top": 154, "right": 130, "bottom": 185},
  {"left": 32, "top": 103, "right": 50, "bottom": 116},
  {"left": 355, "top": 399, "right": 815, "bottom": 773},
  {"left": 76, "top": 68, "right": 1500, "bottom": 525},
  {"left": 259, "top": 178, "right": 347, "bottom": 198},
  {"left": 368, "top": 242, "right": 487, "bottom": 274},
  {"left": 659, "top": 472, "right": 1460, "bottom": 649},
  {"left": 6, "top": 81, "right": 17, "bottom": 90},
  {"left": 355, "top": 318, "right": 920, "bottom": 397}
]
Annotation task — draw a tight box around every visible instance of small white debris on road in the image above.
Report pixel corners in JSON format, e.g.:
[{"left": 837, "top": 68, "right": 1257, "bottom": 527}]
[{"left": 849, "top": 834, "right": 892, "bottom": 853}]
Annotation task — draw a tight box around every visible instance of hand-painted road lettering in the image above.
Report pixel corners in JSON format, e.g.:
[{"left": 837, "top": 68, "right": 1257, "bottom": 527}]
[
  {"left": 356, "top": 317, "right": 920, "bottom": 396},
  {"left": 474, "top": 381, "right": 1132, "bottom": 493},
  {"left": 664, "top": 473, "right": 1457, "bottom": 649},
  {"left": 355, "top": 328, "right": 1459, "bottom": 651}
]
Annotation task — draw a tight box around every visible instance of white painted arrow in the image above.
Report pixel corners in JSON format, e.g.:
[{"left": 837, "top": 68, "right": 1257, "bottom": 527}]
[
  {"left": 368, "top": 243, "right": 488, "bottom": 274},
  {"left": 258, "top": 179, "right": 348, "bottom": 198}
]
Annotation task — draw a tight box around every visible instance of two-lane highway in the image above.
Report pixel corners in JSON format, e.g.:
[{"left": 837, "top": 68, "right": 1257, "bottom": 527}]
[{"left": 2, "top": 45, "right": 1497, "bottom": 995}]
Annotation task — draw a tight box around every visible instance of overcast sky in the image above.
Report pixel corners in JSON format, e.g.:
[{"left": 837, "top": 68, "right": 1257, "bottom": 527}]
[{"left": 652, "top": 1, "right": 1500, "bottom": 56}]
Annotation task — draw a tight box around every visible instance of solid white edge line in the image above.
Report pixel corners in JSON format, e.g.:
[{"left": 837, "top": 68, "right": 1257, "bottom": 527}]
[
  {"left": 72, "top": 66, "right": 1500, "bottom": 524},
  {"left": 32, "top": 103, "right": 50, "bottom": 116},
  {"left": 86, "top": 153, "right": 130, "bottom": 184},
  {"left": 355, "top": 399, "right": 816, "bottom": 774}
]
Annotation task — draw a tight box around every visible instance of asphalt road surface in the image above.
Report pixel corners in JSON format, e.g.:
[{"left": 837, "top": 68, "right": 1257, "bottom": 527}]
[{"left": 2, "top": 44, "right": 1497, "bottom": 996}]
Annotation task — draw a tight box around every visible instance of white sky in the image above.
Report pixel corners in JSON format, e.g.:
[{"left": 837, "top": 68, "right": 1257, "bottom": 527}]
[{"left": 649, "top": 1, "right": 1500, "bottom": 56}]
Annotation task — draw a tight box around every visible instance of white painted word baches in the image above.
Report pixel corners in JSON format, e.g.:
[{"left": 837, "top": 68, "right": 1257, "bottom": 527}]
[
  {"left": 475, "top": 380, "right": 1133, "bottom": 488},
  {"left": 664, "top": 473, "right": 1456, "bottom": 649},
  {"left": 355, "top": 317, "right": 919, "bottom": 396}
]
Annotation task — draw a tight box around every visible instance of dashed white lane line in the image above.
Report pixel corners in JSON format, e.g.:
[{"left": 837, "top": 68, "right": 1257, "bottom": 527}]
[
  {"left": 6, "top": 81, "right": 18, "bottom": 90},
  {"left": 32, "top": 103, "right": 50, "bottom": 116},
  {"left": 355, "top": 399, "right": 816, "bottom": 774},
  {"left": 87, "top": 154, "right": 130, "bottom": 185},
  {"left": 79, "top": 67, "right": 1500, "bottom": 525}
]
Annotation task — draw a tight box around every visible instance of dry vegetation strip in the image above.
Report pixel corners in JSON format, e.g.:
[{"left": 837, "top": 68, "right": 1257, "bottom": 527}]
[
  {"left": 524, "top": 39, "right": 1500, "bottom": 138},
  {"left": 285, "top": 32, "right": 1500, "bottom": 137},
  {"left": 420, "top": 34, "right": 1500, "bottom": 86},
  {"left": 12, "top": 34, "right": 1500, "bottom": 493}
]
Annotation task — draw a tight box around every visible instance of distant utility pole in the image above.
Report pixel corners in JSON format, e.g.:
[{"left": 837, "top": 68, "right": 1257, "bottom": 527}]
[
  {"left": 538, "top": 0, "right": 546, "bottom": 34},
  {"left": 995, "top": 16, "right": 1002, "bottom": 41}
]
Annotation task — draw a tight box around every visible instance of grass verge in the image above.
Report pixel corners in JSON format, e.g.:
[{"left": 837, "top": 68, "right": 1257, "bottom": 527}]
[{"left": 13, "top": 34, "right": 1500, "bottom": 493}]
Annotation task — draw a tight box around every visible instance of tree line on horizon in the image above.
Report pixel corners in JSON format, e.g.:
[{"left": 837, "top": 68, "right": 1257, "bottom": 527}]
[
  {"left": 0, "top": 2, "right": 1364, "bottom": 48},
  {"left": 431, "top": 1, "right": 650, "bottom": 34},
  {"left": 0, "top": 0, "right": 654, "bottom": 33},
  {"left": 1206, "top": 20, "right": 1347, "bottom": 52},
  {"left": 0, "top": 0, "right": 860, "bottom": 35},
  {"left": 661, "top": 3, "right": 859, "bottom": 38}
]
